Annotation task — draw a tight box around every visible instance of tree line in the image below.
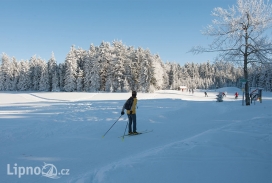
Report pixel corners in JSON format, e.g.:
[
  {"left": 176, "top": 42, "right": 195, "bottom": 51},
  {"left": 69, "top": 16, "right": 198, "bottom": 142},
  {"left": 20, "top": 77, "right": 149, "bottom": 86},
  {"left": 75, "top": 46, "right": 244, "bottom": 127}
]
[{"left": 0, "top": 41, "right": 271, "bottom": 92}]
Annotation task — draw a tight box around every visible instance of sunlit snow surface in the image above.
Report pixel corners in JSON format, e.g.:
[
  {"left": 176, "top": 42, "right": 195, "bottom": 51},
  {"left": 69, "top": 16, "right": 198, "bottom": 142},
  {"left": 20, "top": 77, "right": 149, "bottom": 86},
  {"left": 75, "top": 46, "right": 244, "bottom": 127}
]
[{"left": 0, "top": 88, "right": 271, "bottom": 183}]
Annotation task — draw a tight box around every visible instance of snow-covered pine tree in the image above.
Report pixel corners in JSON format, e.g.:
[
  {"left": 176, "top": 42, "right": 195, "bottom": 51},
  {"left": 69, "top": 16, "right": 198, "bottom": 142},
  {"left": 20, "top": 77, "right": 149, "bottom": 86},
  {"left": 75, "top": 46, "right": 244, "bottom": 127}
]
[
  {"left": 123, "top": 77, "right": 130, "bottom": 92},
  {"left": 29, "top": 55, "right": 44, "bottom": 91},
  {"left": 0, "top": 54, "right": 7, "bottom": 90},
  {"left": 48, "top": 52, "right": 59, "bottom": 91},
  {"left": 180, "top": 65, "right": 189, "bottom": 88},
  {"left": 105, "top": 56, "right": 114, "bottom": 92},
  {"left": 193, "top": 63, "right": 200, "bottom": 88},
  {"left": 89, "top": 59, "right": 101, "bottom": 92},
  {"left": 139, "top": 53, "right": 148, "bottom": 92},
  {"left": 168, "top": 63, "right": 176, "bottom": 90},
  {"left": 10, "top": 57, "right": 19, "bottom": 91},
  {"left": 130, "top": 47, "right": 142, "bottom": 91},
  {"left": 199, "top": 63, "right": 206, "bottom": 80},
  {"left": 98, "top": 42, "right": 111, "bottom": 91},
  {"left": 17, "top": 60, "right": 31, "bottom": 91},
  {"left": 76, "top": 69, "right": 83, "bottom": 91},
  {"left": 139, "top": 50, "right": 156, "bottom": 92},
  {"left": 163, "top": 62, "right": 171, "bottom": 89},
  {"left": 52, "top": 68, "right": 60, "bottom": 92},
  {"left": 0, "top": 53, "right": 13, "bottom": 91},
  {"left": 58, "top": 63, "right": 65, "bottom": 91},
  {"left": 162, "top": 68, "right": 169, "bottom": 90},
  {"left": 176, "top": 64, "right": 183, "bottom": 89},
  {"left": 104, "top": 48, "right": 114, "bottom": 93},
  {"left": 111, "top": 40, "right": 126, "bottom": 92},
  {"left": 83, "top": 45, "right": 96, "bottom": 91},
  {"left": 105, "top": 75, "right": 113, "bottom": 92},
  {"left": 74, "top": 47, "right": 88, "bottom": 91},
  {"left": 74, "top": 47, "right": 86, "bottom": 71},
  {"left": 153, "top": 55, "right": 164, "bottom": 90},
  {"left": 39, "top": 60, "right": 50, "bottom": 91},
  {"left": 63, "top": 46, "right": 77, "bottom": 92},
  {"left": 146, "top": 51, "right": 157, "bottom": 92},
  {"left": 125, "top": 47, "right": 137, "bottom": 91},
  {"left": 173, "top": 63, "right": 180, "bottom": 89}
]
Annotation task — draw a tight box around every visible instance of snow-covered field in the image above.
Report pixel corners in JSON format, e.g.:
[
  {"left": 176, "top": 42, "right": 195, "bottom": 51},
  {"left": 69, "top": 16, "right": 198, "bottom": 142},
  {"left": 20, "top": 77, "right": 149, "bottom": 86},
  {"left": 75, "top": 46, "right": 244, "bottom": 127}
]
[{"left": 0, "top": 88, "right": 271, "bottom": 183}]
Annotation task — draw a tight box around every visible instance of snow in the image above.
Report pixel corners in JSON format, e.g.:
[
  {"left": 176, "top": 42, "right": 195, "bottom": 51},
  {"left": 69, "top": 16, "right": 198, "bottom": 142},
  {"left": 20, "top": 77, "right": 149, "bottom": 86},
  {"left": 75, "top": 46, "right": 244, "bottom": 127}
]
[{"left": 0, "top": 87, "right": 271, "bottom": 183}]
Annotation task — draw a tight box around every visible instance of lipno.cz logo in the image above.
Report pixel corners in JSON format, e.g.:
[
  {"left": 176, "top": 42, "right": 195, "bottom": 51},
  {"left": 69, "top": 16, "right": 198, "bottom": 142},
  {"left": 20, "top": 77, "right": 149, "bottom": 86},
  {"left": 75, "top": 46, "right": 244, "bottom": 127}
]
[{"left": 7, "top": 162, "right": 70, "bottom": 179}]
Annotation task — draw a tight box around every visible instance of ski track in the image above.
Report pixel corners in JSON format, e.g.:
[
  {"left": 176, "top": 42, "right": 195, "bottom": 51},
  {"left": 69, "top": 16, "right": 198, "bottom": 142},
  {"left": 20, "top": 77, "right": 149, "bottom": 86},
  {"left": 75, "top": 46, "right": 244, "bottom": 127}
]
[
  {"left": 86, "top": 116, "right": 271, "bottom": 183},
  {"left": 77, "top": 122, "right": 238, "bottom": 183}
]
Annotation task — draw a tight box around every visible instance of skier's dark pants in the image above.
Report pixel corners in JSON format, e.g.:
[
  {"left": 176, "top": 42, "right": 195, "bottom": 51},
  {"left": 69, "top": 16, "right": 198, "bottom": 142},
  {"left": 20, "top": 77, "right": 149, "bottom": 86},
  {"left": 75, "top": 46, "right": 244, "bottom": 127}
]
[{"left": 127, "top": 114, "right": 136, "bottom": 132}]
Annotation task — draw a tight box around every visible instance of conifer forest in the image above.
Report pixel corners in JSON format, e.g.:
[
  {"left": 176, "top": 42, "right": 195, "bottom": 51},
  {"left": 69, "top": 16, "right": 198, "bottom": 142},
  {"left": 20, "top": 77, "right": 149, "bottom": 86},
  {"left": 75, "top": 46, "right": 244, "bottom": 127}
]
[{"left": 1, "top": 41, "right": 271, "bottom": 92}]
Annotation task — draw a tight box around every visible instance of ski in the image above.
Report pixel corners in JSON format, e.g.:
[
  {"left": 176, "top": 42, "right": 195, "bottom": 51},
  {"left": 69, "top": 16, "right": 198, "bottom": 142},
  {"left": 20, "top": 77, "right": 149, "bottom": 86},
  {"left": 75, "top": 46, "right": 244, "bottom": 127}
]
[{"left": 119, "top": 130, "right": 153, "bottom": 138}]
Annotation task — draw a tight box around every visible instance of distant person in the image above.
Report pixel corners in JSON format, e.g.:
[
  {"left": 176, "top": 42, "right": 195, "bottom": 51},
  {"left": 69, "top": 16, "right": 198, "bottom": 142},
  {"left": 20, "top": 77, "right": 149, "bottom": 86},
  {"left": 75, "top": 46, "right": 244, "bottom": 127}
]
[
  {"left": 121, "top": 91, "right": 138, "bottom": 135},
  {"left": 192, "top": 89, "right": 194, "bottom": 94},
  {"left": 235, "top": 92, "right": 238, "bottom": 99},
  {"left": 204, "top": 91, "right": 208, "bottom": 97},
  {"left": 222, "top": 92, "right": 226, "bottom": 97}
]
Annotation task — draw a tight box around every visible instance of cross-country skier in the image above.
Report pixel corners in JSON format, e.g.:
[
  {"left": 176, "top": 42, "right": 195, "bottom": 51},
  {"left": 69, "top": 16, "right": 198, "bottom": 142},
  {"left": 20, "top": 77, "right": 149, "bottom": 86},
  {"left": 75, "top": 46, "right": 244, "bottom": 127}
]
[{"left": 121, "top": 91, "right": 138, "bottom": 135}]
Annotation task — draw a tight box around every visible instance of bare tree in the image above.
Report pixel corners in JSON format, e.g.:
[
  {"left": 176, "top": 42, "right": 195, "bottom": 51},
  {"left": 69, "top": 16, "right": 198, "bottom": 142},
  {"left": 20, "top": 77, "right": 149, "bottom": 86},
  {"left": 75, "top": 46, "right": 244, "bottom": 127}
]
[{"left": 190, "top": 0, "right": 272, "bottom": 105}]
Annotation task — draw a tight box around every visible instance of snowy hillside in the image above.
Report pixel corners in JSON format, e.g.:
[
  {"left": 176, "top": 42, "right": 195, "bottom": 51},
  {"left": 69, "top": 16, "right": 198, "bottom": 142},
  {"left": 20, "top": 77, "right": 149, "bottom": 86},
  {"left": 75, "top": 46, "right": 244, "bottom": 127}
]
[{"left": 0, "top": 88, "right": 271, "bottom": 183}]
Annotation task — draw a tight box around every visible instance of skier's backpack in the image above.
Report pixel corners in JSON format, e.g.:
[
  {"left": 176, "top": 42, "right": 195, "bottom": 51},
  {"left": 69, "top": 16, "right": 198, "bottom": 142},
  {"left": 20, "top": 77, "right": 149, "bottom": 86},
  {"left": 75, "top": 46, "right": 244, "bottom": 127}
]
[{"left": 124, "top": 97, "right": 134, "bottom": 110}]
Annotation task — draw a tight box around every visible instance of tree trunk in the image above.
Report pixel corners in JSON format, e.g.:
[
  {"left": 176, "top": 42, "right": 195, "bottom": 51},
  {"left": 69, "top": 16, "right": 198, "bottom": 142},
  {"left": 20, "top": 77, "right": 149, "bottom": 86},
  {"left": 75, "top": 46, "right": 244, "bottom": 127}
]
[
  {"left": 244, "top": 24, "right": 251, "bottom": 106},
  {"left": 244, "top": 55, "right": 250, "bottom": 106}
]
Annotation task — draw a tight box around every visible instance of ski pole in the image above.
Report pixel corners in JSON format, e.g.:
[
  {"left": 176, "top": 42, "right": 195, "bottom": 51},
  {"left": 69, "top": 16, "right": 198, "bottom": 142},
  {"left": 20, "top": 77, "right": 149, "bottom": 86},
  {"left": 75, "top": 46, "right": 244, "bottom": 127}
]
[
  {"left": 102, "top": 115, "right": 122, "bottom": 138},
  {"left": 122, "top": 121, "right": 129, "bottom": 141}
]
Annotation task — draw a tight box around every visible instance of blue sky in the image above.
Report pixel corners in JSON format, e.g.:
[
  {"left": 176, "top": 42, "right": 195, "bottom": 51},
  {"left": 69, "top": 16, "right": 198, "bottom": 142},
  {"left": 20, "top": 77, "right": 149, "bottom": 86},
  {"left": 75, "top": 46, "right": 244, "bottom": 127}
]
[{"left": 0, "top": 0, "right": 237, "bottom": 65}]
